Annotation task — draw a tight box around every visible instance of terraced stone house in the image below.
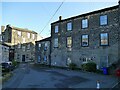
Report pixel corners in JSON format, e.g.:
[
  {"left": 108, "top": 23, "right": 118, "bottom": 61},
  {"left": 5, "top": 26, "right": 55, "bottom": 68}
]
[
  {"left": 35, "top": 37, "right": 51, "bottom": 65},
  {"left": 1, "top": 25, "right": 38, "bottom": 62},
  {"left": 51, "top": 3, "right": 120, "bottom": 69}
]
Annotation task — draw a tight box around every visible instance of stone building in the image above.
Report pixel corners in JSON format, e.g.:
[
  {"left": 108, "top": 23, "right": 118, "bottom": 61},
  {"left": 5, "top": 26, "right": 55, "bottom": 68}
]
[
  {"left": 51, "top": 4, "right": 120, "bottom": 69},
  {"left": 0, "top": 43, "right": 9, "bottom": 63},
  {"left": 2, "top": 25, "right": 38, "bottom": 62},
  {"left": 35, "top": 37, "right": 51, "bottom": 65}
]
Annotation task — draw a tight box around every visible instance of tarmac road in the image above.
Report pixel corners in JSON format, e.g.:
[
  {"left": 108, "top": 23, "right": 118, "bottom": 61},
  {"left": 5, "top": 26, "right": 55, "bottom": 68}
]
[{"left": 2, "top": 62, "right": 118, "bottom": 89}]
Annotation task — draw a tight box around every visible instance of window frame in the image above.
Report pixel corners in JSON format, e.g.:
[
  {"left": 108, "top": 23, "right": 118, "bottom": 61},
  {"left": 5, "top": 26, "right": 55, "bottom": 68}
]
[
  {"left": 100, "top": 33, "right": 109, "bottom": 46},
  {"left": 38, "top": 56, "right": 41, "bottom": 63},
  {"left": 55, "top": 25, "right": 59, "bottom": 33},
  {"left": 81, "top": 34, "right": 89, "bottom": 47},
  {"left": 81, "top": 19, "right": 88, "bottom": 29},
  {"left": 27, "top": 32, "right": 30, "bottom": 38},
  {"left": 67, "top": 22, "right": 72, "bottom": 31},
  {"left": 67, "top": 36, "right": 72, "bottom": 48},
  {"left": 44, "top": 43, "right": 47, "bottom": 51},
  {"left": 17, "top": 31, "right": 21, "bottom": 36},
  {"left": 27, "top": 44, "right": 30, "bottom": 49},
  {"left": 32, "top": 34, "right": 35, "bottom": 39},
  {"left": 22, "top": 38, "right": 26, "bottom": 43},
  {"left": 22, "top": 46, "right": 26, "bottom": 51},
  {"left": 54, "top": 38, "right": 58, "bottom": 48},
  {"left": 18, "top": 44, "right": 21, "bottom": 48},
  {"left": 38, "top": 43, "right": 41, "bottom": 47},
  {"left": 38, "top": 43, "right": 41, "bottom": 51},
  {"left": 44, "top": 56, "right": 47, "bottom": 62},
  {"left": 100, "top": 15, "right": 108, "bottom": 26}
]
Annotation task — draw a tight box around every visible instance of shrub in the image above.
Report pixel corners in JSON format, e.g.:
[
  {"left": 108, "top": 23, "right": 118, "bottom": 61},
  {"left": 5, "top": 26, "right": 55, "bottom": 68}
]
[
  {"left": 68, "top": 63, "right": 77, "bottom": 70},
  {"left": 81, "top": 62, "right": 96, "bottom": 72},
  {"left": 12, "top": 60, "right": 18, "bottom": 67},
  {"left": 96, "top": 69, "right": 103, "bottom": 74}
]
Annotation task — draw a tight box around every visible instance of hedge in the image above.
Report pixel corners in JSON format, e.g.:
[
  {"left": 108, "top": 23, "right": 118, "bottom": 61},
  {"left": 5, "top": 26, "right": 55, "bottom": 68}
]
[
  {"left": 68, "top": 63, "right": 77, "bottom": 70},
  {"left": 81, "top": 62, "right": 96, "bottom": 72}
]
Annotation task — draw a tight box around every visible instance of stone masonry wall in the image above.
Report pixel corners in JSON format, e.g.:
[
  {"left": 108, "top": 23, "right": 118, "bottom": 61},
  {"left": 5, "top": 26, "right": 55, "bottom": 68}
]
[
  {"left": 35, "top": 40, "right": 50, "bottom": 65},
  {"left": 51, "top": 7, "right": 119, "bottom": 69}
]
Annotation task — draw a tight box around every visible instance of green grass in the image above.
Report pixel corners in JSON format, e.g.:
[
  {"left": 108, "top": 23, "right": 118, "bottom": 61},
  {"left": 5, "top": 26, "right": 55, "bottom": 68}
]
[{"left": 2, "top": 72, "right": 13, "bottom": 83}]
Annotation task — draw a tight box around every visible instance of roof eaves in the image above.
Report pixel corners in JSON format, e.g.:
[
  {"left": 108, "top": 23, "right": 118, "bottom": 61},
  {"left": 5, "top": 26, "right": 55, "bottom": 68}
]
[
  {"left": 35, "top": 37, "right": 51, "bottom": 43},
  {"left": 12, "top": 26, "right": 37, "bottom": 34},
  {"left": 51, "top": 5, "right": 119, "bottom": 25}
]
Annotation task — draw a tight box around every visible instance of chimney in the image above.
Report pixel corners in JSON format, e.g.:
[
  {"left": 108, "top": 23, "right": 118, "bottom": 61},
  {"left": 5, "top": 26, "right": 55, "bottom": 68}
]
[
  {"left": 6, "top": 24, "right": 11, "bottom": 28},
  {"left": 59, "top": 16, "right": 62, "bottom": 21}
]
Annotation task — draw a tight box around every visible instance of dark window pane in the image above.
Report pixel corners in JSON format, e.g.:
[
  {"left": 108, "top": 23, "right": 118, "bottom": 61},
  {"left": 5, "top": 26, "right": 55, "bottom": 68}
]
[{"left": 82, "top": 35, "right": 88, "bottom": 46}]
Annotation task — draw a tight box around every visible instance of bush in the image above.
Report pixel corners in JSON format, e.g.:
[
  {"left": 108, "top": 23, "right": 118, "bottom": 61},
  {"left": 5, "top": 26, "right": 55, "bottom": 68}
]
[
  {"left": 68, "top": 63, "right": 77, "bottom": 70},
  {"left": 12, "top": 60, "right": 18, "bottom": 67},
  {"left": 81, "top": 62, "right": 96, "bottom": 72},
  {"left": 96, "top": 69, "right": 103, "bottom": 74}
]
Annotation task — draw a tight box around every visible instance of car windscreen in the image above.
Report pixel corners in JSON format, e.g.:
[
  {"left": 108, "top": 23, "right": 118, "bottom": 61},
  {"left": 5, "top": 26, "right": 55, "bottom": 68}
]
[{"left": 2, "top": 63, "right": 8, "bottom": 66}]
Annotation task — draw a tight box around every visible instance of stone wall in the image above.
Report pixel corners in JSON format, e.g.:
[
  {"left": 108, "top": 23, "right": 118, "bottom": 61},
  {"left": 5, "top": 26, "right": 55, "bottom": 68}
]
[
  {"left": 0, "top": 44, "right": 9, "bottom": 63},
  {"left": 51, "top": 7, "right": 119, "bottom": 69},
  {"left": 35, "top": 39, "right": 51, "bottom": 65},
  {"left": 2, "top": 25, "right": 37, "bottom": 62}
]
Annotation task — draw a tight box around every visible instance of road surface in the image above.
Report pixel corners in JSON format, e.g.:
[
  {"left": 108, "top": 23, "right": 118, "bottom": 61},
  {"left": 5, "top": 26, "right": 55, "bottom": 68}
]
[{"left": 2, "top": 63, "right": 118, "bottom": 89}]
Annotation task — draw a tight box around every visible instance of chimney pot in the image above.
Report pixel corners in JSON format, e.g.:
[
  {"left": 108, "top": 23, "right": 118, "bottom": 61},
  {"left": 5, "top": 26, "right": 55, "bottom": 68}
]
[{"left": 59, "top": 16, "right": 62, "bottom": 21}]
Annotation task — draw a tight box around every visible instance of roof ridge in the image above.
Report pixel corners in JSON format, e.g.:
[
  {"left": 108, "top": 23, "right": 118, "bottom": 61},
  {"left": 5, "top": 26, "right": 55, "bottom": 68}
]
[{"left": 51, "top": 5, "right": 119, "bottom": 24}]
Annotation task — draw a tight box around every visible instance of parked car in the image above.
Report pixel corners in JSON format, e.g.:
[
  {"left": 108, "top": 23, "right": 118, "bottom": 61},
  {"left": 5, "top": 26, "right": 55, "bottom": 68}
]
[
  {"left": 115, "top": 67, "right": 120, "bottom": 77},
  {"left": 2, "top": 61, "right": 14, "bottom": 72}
]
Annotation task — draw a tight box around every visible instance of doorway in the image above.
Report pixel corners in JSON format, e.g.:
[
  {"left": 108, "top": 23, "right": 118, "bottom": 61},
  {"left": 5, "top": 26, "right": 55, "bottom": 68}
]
[{"left": 22, "top": 55, "right": 25, "bottom": 62}]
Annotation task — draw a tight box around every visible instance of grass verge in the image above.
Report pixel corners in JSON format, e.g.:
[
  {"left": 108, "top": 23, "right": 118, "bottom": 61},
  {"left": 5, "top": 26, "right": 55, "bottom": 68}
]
[{"left": 2, "top": 72, "right": 13, "bottom": 83}]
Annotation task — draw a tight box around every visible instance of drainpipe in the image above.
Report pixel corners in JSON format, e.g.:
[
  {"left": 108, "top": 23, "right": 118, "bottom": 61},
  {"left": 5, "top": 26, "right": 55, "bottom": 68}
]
[{"left": 49, "top": 39, "right": 51, "bottom": 67}]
